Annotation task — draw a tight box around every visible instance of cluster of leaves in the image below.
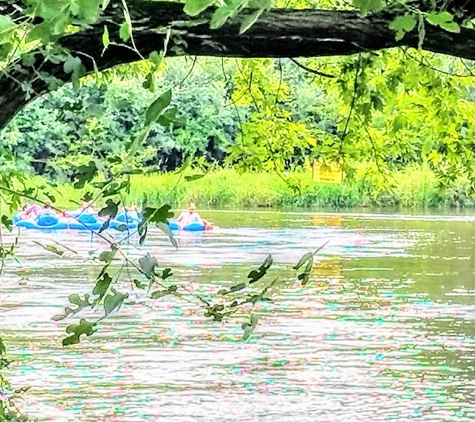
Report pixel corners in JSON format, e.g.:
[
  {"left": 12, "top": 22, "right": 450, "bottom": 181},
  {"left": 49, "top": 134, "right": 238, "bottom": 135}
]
[{"left": 48, "top": 237, "right": 328, "bottom": 346}]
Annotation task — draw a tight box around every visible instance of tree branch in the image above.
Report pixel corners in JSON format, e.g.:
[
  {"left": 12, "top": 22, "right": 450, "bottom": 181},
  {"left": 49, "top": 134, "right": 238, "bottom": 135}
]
[{"left": 1, "top": 0, "right": 475, "bottom": 129}]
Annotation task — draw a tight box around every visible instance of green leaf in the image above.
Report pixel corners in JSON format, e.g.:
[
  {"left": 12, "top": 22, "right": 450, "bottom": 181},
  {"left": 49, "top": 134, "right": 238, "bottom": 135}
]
[
  {"left": 73, "top": 161, "right": 97, "bottom": 189},
  {"left": 102, "top": 25, "right": 110, "bottom": 50},
  {"left": 26, "top": 22, "right": 51, "bottom": 43},
  {"left": 239, "top": 9, "right": 263, "bottom": 34},
  {"left": 74, "top": 0, "right": 102, "bottom": 23},
  {"left": 92, "top": 272, "right": 112, "bottom": 302},
  {"left": 156, "top": 107, "right": 186, "bottom": 128},
  {"left": 139, "top": 253, "right": 158, "bottom": 278},
  {"left": 353, "top": 0, "right": 384, "bottom": 16},
  {"left": 0, "top": 15, "right": 16, "bottom": 44},
  {"left": 160, "top": 268, "right": 173, "bottom": 280},
  {"left": 241, "top": 313, "right": 259, "bottom": 341},
  {"left": 293, "top": 252, "right": 313, "bottom": 271},
  {"left": 389, "top": 14, "right": 417, "bottom": 41},
  {"left": 210, "top": 0, "right": 246, "bottom": 29},
  {"left": 63, "top": 319, "right": 96, "bottom": 346},
  {"left": 126, "top": 127, "right": 150, "bottom": 161},
  {"left": 418, "top": 14, "right": 426, "bottom": 48},
  {"left": 32, "top": 241, "right": 64, "bottom": 256},
  {"left": 98, "top": 247, "right": 117, "bottom": 263},
  {"left": 149, "top": 50, "right": 163, "bottom": 66},
  {"left": 157, "top": 221, "right": 178, "bottom": 248},
  {"left": 392, "top": 115, "right": 407, "bottom": 133},
  {"left": 248, "top": 255, "right": 273, "bottom": 284},
  {"left": 184, "top": 173, "right": 206, "bottom": 182},
  {"left": 142, "top": 205, "right": 174, "bottom": 224},
  {"left": 426, "top": 11, "right": 460, "bottom": 33},
  {"left": 98, "top": 218, "right": 110, "bottom": 234},
  {"left": 103, "top": 288, "right": 128, "bottom": 316},
  {"left": 119, "top": 21, "right": 131, "bottom": 42},
  {"left": 98, "top": 199, "right": 119, "bottom": 219},
  {"left": 1, "top": 215, "right": 12, "bottom": 231},
  {"left": 145, "top": 89, "right": 172, "bottom": 126},
  {"left": 63, "top": 55, "right": 85, "bottom": 90},
  {"left": 219, "top": 282, "right": 247, "bottom": 295},
  {"left": 184, "top": 0, "right": 215, "bottom": 17},
  {"left": 0, "top": 335, "right": 5, "bottom": 354},
  {"left": 116, "top": 224, "right": 128, "bottom": 232},
  {"left": 151, "top": 285, "right": 178, "bottom": 299}
]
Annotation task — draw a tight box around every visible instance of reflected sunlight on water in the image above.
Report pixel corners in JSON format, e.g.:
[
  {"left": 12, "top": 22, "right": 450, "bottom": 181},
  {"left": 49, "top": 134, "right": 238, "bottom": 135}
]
[{"left": 1, "top": 211, "right": 475, "bottom": 421}]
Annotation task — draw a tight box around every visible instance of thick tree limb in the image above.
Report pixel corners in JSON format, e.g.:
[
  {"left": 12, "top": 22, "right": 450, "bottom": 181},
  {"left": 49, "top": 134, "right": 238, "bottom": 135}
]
[{"left": 1, "top": 0, "right": 475, "bottom": 129}]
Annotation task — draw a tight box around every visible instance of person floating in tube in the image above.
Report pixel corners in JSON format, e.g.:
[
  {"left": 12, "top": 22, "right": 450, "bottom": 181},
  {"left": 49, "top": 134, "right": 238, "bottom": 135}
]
[{"left": 175, "top": 202, "right": 213, "bottom": 230}]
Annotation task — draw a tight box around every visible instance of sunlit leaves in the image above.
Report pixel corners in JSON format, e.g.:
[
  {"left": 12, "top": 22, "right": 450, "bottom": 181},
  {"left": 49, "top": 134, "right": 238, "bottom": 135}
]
[
  {"left": 119, "top": 21, "right": 131, "bottom": 42},
  {"left": 389, "top": 14, "right": 417, "bottom": 41},
  {"left": 73, "top": 0, "right": 103, "bottom": 24},
  {"left": 184, "top": 0, "right": 216, "bottom": 17},
  {"left": 63, "top": 319, "right": 96, "bottom": 346},
  {"left": 210, "top": 0, "right": 246, "bottom": 29},
  {"left": 426, "top": 11, "right": 460, "bottom": 33},
  {"left": 102, "top": 25, "right": 110, "bottom": 52},
  {"left": 353, "top": 0, "right": 384, "bottom": 16},
  {"left": 0, "top": 15, "right": 16, "bottom": 45}
]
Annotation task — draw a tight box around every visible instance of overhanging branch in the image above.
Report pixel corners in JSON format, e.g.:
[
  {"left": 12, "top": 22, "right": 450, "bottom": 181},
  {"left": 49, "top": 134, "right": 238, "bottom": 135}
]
[{"left": 1, "top": 0, "right": 475, "bottom": 129}]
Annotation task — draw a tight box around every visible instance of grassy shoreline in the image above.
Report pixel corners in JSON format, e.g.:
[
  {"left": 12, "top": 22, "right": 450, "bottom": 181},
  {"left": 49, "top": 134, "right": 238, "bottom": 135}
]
[{"left": 17, "top": 165, "right": 475, "bottom": 211}]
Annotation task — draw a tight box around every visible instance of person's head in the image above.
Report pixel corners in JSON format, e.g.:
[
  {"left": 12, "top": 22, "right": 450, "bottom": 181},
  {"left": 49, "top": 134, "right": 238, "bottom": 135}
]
[
  {"left": 21, "top": 204, "right": 29, "bottom": 211},
  {"left": 44, "top": 199, "right": 52, "bottom": 208},
  {"left": 188, "top": 202, "right": 197, "bottom": 213}
]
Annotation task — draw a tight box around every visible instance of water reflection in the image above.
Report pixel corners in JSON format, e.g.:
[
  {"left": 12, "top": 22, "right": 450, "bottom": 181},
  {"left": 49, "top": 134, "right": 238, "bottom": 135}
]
[{"left": 1, "top": 211, "right": 474, "bottom": 421}]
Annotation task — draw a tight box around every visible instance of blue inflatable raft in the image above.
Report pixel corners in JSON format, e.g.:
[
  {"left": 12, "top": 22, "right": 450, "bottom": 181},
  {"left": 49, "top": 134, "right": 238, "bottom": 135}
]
[
  {"left": 13, "top": 211, "right": 210, "bottom": 232},
  {"left": 13, "top": 211, "right": 141, "bottom": 232},
  {"left": 167, "top": 221, "right": 206, "bottom": 231}
]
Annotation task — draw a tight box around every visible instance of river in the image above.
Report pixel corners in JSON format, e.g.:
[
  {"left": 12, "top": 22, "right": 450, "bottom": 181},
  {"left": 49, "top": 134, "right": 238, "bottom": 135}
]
[{"left": 1, "top": 210, "right": 475, "bottom": 421}]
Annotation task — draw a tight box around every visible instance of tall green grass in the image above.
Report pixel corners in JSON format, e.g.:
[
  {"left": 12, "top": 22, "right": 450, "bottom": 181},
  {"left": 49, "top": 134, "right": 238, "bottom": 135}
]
[{"left": 8, "top": 164, "right": 475, "bottom": 210}]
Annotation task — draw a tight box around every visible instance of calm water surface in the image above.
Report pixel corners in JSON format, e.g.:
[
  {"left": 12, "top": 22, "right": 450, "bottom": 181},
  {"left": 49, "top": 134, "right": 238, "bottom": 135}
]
[{"left": 1, "top": 210, "right": 475, "bottom": 421}]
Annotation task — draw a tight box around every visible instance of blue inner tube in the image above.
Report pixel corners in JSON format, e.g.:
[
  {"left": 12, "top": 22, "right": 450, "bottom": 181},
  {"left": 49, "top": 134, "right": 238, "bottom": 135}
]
[
  {"left": 77, "top": 213, "right": 98, "bottom": 224},
  {"left": 14, "top": 211, "right": 142, "bottom": 232},
  {"left": 37, "top": 215, "right": 58, "bottom": 227},
  {"left": 16, "top": 215, "right": 68, "bottom": 230},
  {"left": 168, "top": 221, "right": 205, "bottom": 231},
  {"left": 115, "top": 212, "right": 140, "bottom": 223}
]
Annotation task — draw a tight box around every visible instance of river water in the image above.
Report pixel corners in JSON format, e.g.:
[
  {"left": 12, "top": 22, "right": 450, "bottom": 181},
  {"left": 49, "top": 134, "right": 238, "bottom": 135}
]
[{"left": 1, "top": 210, "right": 475, "bottom": 421}]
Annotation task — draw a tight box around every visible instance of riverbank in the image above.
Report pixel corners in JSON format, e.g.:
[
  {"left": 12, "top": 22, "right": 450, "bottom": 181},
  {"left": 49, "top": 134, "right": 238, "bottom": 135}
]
[{"left": 18, "top": 164, "right": 475, "bottom": 210}]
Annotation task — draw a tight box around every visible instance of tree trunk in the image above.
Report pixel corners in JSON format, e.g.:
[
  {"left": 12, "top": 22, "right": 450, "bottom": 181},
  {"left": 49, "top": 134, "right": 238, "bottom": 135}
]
[{"left": 1, "top": 0, "right": 475, "bottom": 129}]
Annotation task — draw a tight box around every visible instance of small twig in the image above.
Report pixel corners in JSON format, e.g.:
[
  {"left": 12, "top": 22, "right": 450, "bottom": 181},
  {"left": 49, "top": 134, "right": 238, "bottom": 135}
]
[{"left": 289, "top": 58, "right": 335, "bottom": 78}]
